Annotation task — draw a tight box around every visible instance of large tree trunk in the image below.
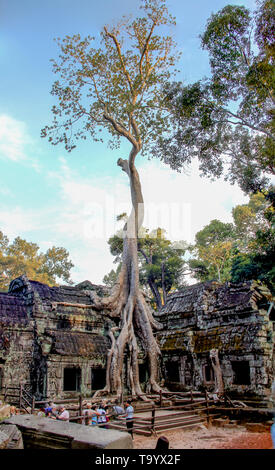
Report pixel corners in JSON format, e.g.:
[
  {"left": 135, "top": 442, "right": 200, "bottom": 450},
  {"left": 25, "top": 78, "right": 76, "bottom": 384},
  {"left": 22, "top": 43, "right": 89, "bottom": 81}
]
[
  {"left": 92, "top": 145, "right": 162, "bottom": 399},
  {"left": 210, "top": 349, "right": 224, "bottom": 396}
]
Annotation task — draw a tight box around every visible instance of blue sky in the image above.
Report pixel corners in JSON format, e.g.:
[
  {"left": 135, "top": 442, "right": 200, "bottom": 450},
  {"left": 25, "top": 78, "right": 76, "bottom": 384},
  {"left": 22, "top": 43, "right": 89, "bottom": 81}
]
[{"left": 0, "top": 0, "right": 257, "bottom": 284}]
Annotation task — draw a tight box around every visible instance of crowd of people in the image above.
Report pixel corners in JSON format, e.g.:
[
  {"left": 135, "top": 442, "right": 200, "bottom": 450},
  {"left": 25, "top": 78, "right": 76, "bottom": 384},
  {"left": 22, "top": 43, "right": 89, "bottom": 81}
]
[{"left": 32, "top": 398, "right": 136, "bottom": 436}]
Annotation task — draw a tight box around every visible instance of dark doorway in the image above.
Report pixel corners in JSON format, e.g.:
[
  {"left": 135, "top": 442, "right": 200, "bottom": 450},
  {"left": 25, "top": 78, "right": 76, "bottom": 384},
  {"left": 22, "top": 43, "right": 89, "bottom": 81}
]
[
  {"left": 165, "top": 361, "right": 180, "bottom": 382},
  {"left": 63, "top": 367, "right": 81, "bottom": 392},
  {"left": 232, "top": 361, "right": 251, "bottom": 385},
  {"left": 139, "top": 362, "right": 148, "bottom": 384},
  {"left": 91, "top": 368, "right": 106, "bottom": 391},
  {"left": 203, "top": 364, "right": 214, "bottom": 383}
]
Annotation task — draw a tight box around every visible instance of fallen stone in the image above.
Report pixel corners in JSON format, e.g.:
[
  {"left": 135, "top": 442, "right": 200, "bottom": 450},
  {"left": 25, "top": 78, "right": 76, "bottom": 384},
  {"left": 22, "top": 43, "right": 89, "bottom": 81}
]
[
  {"left": 3, "top": 414, "right": 133, "bottom": 449},
  {"left": 0, "top": 424, "right": 24, "bottom": 449},
  {"left": 0, "top": 430, "right": 9, "bottom": 449}
]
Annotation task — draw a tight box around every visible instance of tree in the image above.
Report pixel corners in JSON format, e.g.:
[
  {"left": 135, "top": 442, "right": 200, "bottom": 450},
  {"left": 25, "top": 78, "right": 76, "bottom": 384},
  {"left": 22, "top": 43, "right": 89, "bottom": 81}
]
[
  {"left": 231, "top": 188, "right": 275, "bottom": 292},
  {"left": 154, "top": 1, "right": 274, "bottom": 194},
  {"left": 0, "top": 231, "right": 74, "bottom": 290},
  {"left": 188, "top": 219, "right": 235, "bottom": 282},
  {"left": 188, "top": 190, "right": 275, "bottom": 290},
  {"left": 105, "top": 226, "right": 187, "bottom": 309},
  {"left": 232, "top": 191, "right": 270, "bottom": 251},
  {"left": 41, "top": 0, "right": 179, "bottom": 398}
]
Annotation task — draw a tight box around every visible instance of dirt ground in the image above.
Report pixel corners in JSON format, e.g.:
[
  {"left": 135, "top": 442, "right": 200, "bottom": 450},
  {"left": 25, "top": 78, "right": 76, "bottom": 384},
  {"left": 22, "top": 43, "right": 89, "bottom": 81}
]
[{"left": 133, "top": 424, "right": 274, "bottom": 449}]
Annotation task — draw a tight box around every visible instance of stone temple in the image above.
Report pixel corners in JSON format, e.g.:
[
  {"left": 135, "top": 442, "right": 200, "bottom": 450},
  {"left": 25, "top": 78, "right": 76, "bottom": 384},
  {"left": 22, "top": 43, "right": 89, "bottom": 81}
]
[{"left": 0, "top": 275, "right": 274, "bottom": 402}]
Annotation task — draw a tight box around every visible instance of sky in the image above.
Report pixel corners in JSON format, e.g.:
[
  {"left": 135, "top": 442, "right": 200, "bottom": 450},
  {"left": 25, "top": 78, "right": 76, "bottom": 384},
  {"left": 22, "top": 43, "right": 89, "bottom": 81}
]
[{"left": 0, "top": 0, "right": 258, "bottom": 285}]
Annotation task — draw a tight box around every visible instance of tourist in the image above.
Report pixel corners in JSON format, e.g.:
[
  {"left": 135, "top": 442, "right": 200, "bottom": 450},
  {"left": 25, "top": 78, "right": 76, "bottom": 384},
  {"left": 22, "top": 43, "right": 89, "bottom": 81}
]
[
  {"left": 91, "top": 405, "right": 100, "bottom": 426},
  {"left": 113, "top": 401, "right": 125, "bottom": 416},
  {"left": 96, "top": 403, "right": 107, "bottom": 428},
  {"left": 10, "top": 406, "right": 16, "bottom": 416},
  {"left": 82, "top": 402, "right": 93, "bottom": 425},
  {"left": 37, "top": 407, "right": 46, "bottom": 417},
  {"left": 155, "top": 436, "right": 169, "bottom": 450},
  {"left": 122, "top": 400, "right": 134, "bottom": 438},
  {"left": 55, "top": 405, "right": 70, "bottom": 421},
  {"left": 45, "top": 401, "right": 58, "bottom": 417},
  {"left": 104, "top": 405, "right": 111, "bottom": 428}
]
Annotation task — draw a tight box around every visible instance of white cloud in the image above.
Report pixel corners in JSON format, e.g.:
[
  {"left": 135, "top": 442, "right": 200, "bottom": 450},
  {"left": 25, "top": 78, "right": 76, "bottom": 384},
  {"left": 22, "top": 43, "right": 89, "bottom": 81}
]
[
  {"left": 0, "top": 115, "right": 30, "bottom": 162},
  {"left": 138, "top": 159, "right": 248, "bottom": 243},
  {"left": 0, "top": 114, "right": 41, "bottom": 171},
  {"left": 42, "top": 157, "right": 248, "bottom": 284},
  {"left": 0, "top": 207, "right": 40, "bottom": 239}
]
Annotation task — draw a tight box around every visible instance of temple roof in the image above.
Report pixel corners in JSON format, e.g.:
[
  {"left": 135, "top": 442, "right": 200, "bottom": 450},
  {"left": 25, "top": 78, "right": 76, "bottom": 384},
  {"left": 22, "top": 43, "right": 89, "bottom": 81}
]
[
  {"left": 0, "top": 292, "right": 29, "bottom": 325},
  {"left": 47, "top": 330, "right": 110, "bottom": 357},
  {"left": 7, "top": 276, "right": 109, "bottom": 306},
  {"left": 158, "top": 280, "right": 271, "bottom": 317}
]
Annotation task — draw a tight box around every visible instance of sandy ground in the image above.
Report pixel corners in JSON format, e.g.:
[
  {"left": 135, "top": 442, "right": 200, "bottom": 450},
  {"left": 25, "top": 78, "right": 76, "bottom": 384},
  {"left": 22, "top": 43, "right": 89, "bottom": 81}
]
[{"left": 133, "top": 424, "right": 274, "bottom": 449}]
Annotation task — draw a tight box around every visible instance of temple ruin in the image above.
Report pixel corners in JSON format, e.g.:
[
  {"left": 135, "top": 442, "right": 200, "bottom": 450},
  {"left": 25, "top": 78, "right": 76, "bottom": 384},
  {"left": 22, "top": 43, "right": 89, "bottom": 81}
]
[{"left": 0, "top": 275, "right": 274, "bottom": 402}]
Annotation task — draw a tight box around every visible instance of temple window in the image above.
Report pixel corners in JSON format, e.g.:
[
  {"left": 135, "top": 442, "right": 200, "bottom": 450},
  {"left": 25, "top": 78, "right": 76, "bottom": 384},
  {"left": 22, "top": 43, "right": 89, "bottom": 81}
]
[
  {"left": 91, "top": 368, "right": 106, "bottom": 391},
  {"left": 203, "top": 364, "right": 214, "bottom": 384},
  {"left": 232, "top": 361, "right": 251, "bottom": 385},
  {"left": 63, "top": 367, "right": 81, "bottom": 392}
]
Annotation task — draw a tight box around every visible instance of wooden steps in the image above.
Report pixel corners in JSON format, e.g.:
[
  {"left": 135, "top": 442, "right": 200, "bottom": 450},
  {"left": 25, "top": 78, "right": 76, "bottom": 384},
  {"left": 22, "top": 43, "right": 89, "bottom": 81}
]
[{"left": 108, "top": 409, "right": 207, "bottom": 436}]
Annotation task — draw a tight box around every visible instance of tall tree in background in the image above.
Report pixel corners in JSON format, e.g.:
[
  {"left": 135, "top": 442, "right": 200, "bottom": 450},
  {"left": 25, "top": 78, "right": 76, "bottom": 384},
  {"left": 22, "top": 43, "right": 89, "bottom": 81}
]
[
  {"left": 0, "top": 231, "right": 74, "bottom": 290},
  {"left": 188, "top": 219, "right": 235, "bottom": 282},
  {"left": 231, "top": 188, "right": 275, "bottom": 292},
  {"left": 155, "top": 1, "right": 274, "bottom": 194},
  {"left": 41, "top": 0, "right": 179, "bottom": 398},
  {"left": 189, "top": 190, "right": 275, "bottom": 291}
]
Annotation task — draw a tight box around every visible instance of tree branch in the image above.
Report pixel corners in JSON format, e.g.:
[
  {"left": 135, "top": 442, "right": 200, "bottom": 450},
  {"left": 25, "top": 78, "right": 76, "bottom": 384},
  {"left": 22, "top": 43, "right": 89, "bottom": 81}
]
[{"left": 104, "top": 26, "right": 134, "bottom": 99}]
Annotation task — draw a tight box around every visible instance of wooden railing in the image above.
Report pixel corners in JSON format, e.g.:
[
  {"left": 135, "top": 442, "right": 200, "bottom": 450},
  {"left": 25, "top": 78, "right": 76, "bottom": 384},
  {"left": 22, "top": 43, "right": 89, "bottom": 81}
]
[{"left": 2, "top": 386, "right": 215, "bottom": 434}]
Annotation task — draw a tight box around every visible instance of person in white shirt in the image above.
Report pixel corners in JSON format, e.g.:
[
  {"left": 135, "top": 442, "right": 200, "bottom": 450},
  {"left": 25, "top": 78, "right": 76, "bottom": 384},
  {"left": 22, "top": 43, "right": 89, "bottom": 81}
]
[
  {"left": 96, "top": 404, "right": 107, "bottom": 427},
  {"left": 56, "top": 405, "right": 70, "bottom": 421}
]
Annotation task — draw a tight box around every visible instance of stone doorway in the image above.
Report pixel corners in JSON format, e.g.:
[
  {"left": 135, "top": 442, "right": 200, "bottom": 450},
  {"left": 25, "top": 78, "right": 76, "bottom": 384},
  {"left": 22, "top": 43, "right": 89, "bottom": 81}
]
[{"left": 63, "top": 367, "right": 81, "bottom": 392}]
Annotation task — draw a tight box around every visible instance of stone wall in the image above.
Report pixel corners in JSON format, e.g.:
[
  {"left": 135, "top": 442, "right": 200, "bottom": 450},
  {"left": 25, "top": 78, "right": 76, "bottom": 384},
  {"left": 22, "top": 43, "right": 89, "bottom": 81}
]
[
  {"left": 0, "top": 276, "right": 274, "bottom": 401},
  {"left": 156, "top": 281, "right": 274, "bottom": 398}
]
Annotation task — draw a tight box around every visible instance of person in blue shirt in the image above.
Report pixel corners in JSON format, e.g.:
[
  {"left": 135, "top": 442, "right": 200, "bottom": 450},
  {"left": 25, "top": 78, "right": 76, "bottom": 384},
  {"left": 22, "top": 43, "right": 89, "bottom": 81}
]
[{"left": 124, "top": 400, "right": 134, "bottom": 438}]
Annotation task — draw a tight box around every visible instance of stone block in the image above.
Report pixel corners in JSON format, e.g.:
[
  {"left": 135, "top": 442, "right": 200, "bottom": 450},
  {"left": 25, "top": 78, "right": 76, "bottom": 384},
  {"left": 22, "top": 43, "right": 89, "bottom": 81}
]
[{"left": 4, "top": 415, "right": 133, "bottom": 449}]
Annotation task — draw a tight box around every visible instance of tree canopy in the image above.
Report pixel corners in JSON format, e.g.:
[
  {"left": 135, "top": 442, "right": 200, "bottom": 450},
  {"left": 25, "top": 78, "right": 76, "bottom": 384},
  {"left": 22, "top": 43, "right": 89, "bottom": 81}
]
[
  {"left": 154, "top": 0, "right": 274, "bottom": 194},
  {"left": 188, "top": 189, "right": 275, "bottom": 292},
  {"left": 41, "top": 0, "right": 179, "bottom": 156},
  {"left": 0, "top": 231, "right": 74, "bottom": 290}
]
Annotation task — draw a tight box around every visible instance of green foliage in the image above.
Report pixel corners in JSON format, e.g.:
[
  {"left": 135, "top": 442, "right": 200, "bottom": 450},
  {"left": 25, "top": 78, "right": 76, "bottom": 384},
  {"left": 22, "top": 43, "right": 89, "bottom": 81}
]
[
  {"left": 0, "top": 231, "right": 74, "bottom": 290},
  {"left": 156, "top": 1, "right": 274, "bottom": 194},
  {"left": 103, "top": 264, "right": 122, "bottom": 288},
  {"left": 189, "top": 189, "right": 275, "bottom": 292},
  {"left": 231, "top": 188, "right": 275, "bottom": 292},
  {"left": 188, "top": 220, "right": 235, "bottom": 282},
  {"left": 194, "top": 219, "right": 235, "bottom": 247}
]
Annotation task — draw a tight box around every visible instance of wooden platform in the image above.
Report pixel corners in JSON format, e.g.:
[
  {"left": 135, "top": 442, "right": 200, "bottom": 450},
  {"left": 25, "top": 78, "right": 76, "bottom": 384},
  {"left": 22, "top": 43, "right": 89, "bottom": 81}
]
[{"left": 108, "top": 407, "right": 207, "bottom": 436}]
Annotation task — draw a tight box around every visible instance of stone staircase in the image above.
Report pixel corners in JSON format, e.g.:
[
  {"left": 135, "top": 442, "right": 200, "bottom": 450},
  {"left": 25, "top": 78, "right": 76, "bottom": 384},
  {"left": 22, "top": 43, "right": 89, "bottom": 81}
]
[{"left": 108, "top": 408, "right": 207, "bottom": 436}]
